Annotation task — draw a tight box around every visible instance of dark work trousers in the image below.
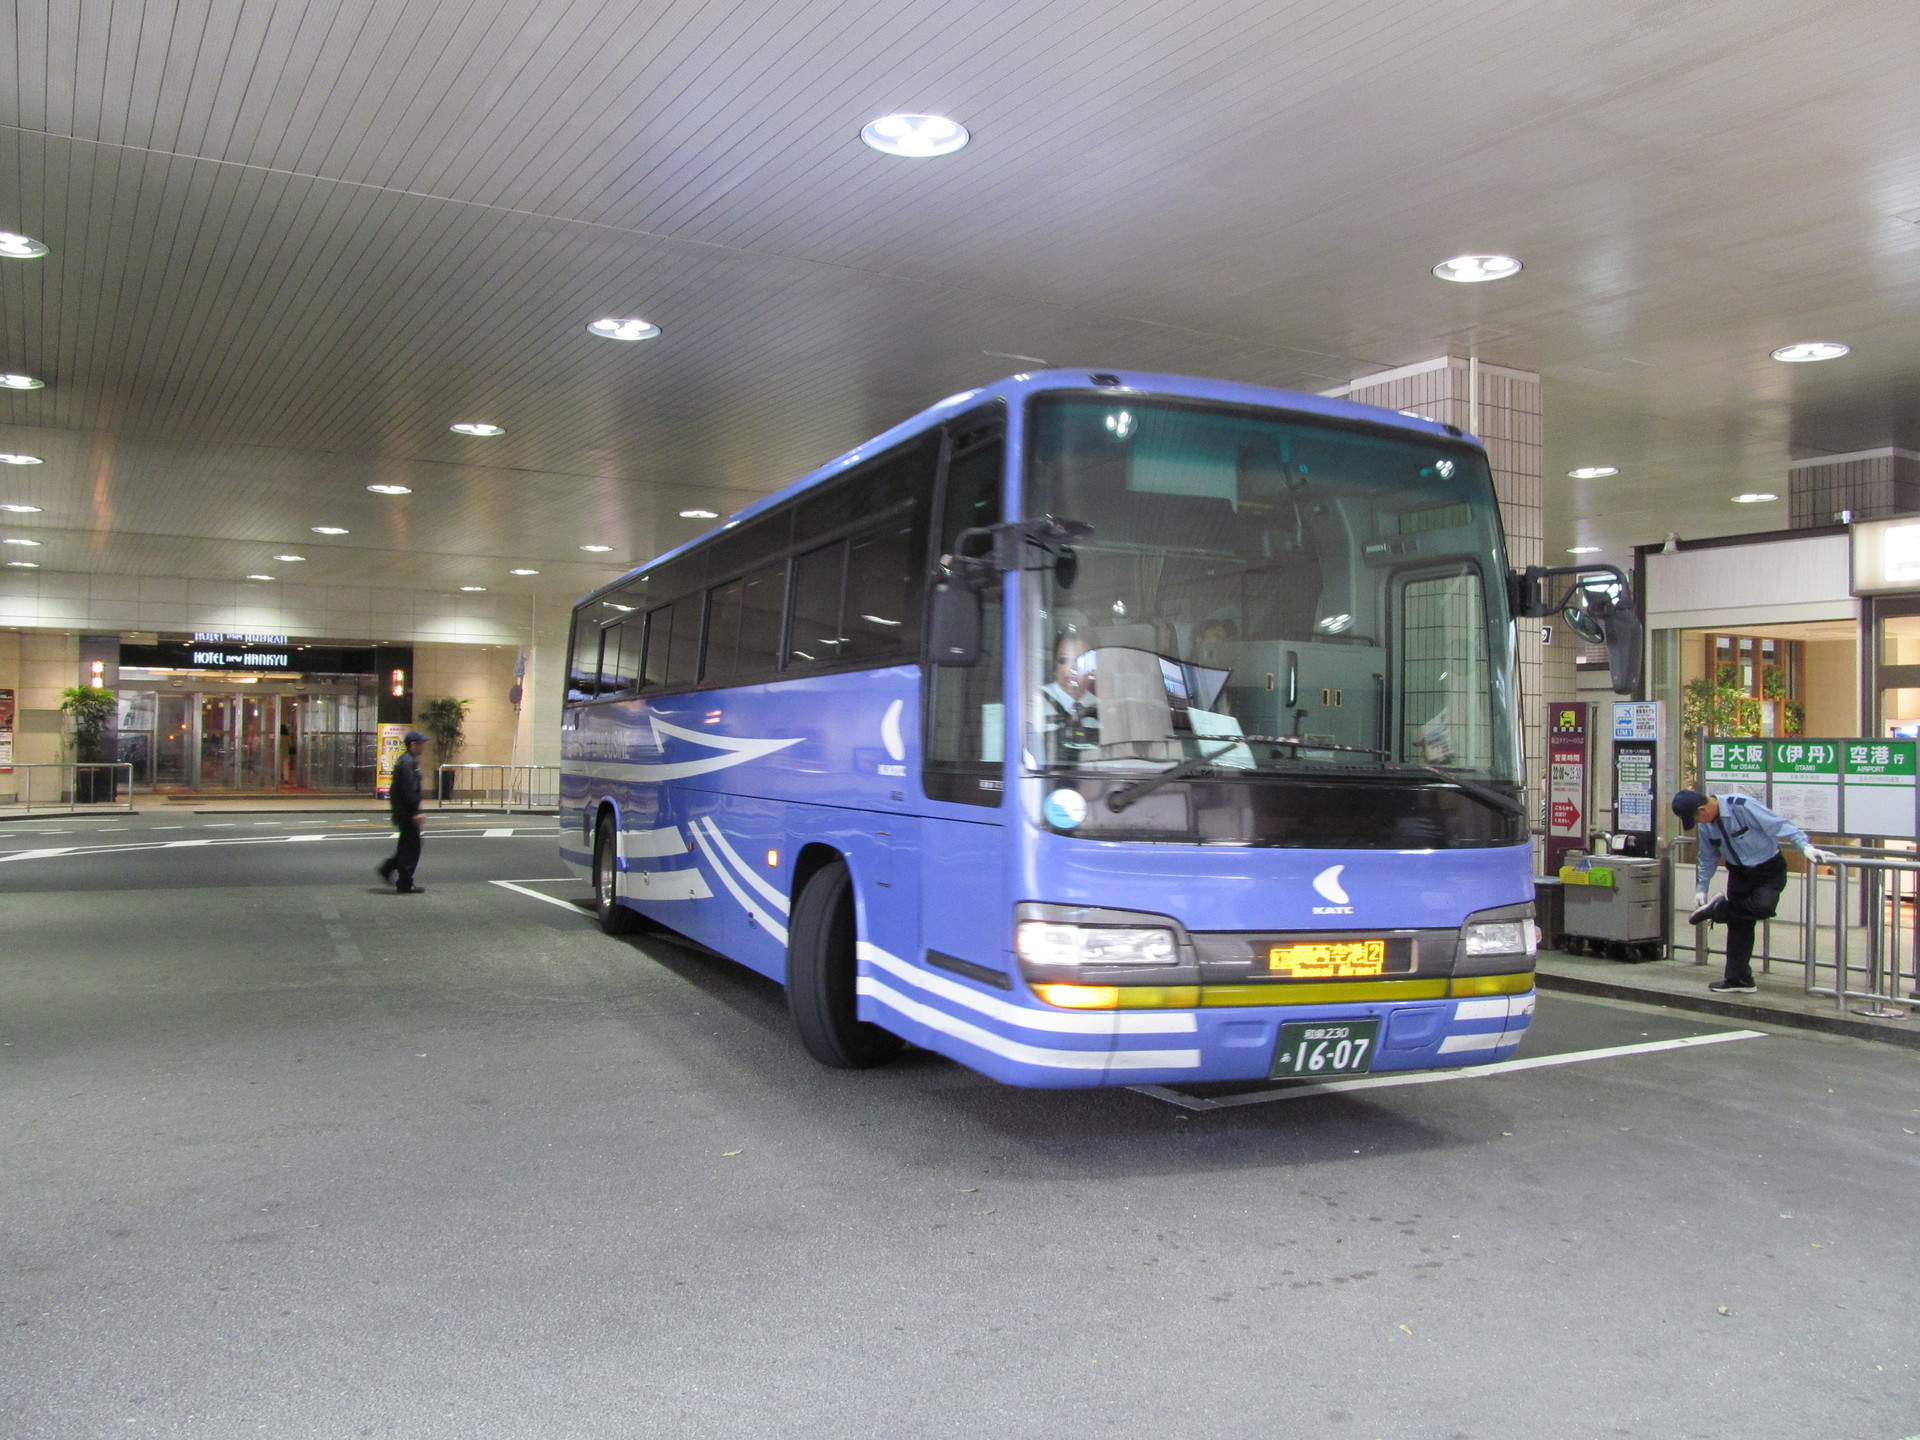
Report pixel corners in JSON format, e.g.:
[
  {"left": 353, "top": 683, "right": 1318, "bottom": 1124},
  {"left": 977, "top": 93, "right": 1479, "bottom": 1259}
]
[
  {"left": 387, "top": 813, "right": 423, "bottom": 887},
  {"left": 1720, "top": 853, "right": 1788, "bottom": 986}
]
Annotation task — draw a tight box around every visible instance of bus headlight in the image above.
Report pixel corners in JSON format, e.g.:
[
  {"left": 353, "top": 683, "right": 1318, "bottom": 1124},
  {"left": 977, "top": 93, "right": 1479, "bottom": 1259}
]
[
  {"left": 1459, "top": 919, "right": 1536, "bottom": 958},
  {"left": 1015, "top": 921, "right": 1178, "bottom": 968}
]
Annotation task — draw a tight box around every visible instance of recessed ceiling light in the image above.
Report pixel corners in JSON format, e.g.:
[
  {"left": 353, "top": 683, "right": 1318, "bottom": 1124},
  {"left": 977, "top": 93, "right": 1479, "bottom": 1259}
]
[
  {"left": 0, "top": 503, "right": 40, "bottom": 512},
  {"left": 579, "top": 544, "right": 613, "bottom": 552},
  {"left": 1567, "top": 545, "right": 1602, "bottom": 554},
  {"left": 450, "top": 422, "right": 504, "bottom": 436},
  {"left": 1568, "top": 466, "right": 1618, "bottom": 479},
  {"left": 273, "top": 554, "right": 305, "bottom": 562},
  {"left": 587, "top": 317, "right": 661, "bottom": 342},
  {"left": 1432, "top": 254, "right": 1522, "bottom": 283},
  {"left": 508, "top": 568, "right": 539, "bottom": 576},
  {"left": 0, "top": 232, "right": 49, "bottom": 259},
  {"left": 861, "top": 113, "right": 970, "bottom": 158},
  {"left": 5, "top": 560, "right": 37, "bottom": 568},
  {"left": 0, "top": 373, "right": 44, "bottom": 390},
  {"left": 367, "top": 483, "right": 412, "bottom": 495},
  {"left": 245, "top": 573, "right": 275, "bottom": 581},
  {"left": 460, "top": 586, "right": 487, "bottom": 592},
  {"left": 0, "top": 453, "right": 43, "bottom": 465},
  {"left": 1771, "top": 341, "right": 1849, "bottom": 363},
  {"left": 3, "top": 537, "right": 41, "bottom": 546},
  {"left": 680, "top": 508, "right": 719, "bottom": 519},
  {"left": 1731, "top": 492, "right": 1779, "bottom": 504},
  {"left": 311, "top": 525, "right": 349, "bottom": 535}
]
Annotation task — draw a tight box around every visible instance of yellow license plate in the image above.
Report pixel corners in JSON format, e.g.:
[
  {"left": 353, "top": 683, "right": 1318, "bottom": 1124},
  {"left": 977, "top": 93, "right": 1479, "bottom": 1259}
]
[{"left": 1267, "top": 939, "right": 1387, "bottom": 978}]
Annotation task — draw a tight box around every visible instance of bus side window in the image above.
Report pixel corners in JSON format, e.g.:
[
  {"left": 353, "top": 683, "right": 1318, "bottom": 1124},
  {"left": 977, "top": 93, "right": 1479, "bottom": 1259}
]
[
  {"left": 666, "top": 595, "right": 704, "bottom": 687},
  {"left": 841, "top": 519, "right": 918, "bottom": 660},
  {"left": 568, "top": 608, "right": 604, "bottom": 700},
  {"left": 599, "top": 619, "right": 640, "bottom": 699},
  {"left": 925, "top": 426, "right": 1005, "bottom": 805},
  {"left": 789, "top": 540, "right": 846, "bottom": 669},
  {"left": 642, "top": 605, "right": 672, "bottom": 691}
]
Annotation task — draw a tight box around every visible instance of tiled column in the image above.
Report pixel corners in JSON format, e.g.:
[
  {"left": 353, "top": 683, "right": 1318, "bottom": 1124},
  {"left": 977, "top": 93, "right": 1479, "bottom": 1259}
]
[{"left": 1324, "top": 358, "right": 1547, "bottom": 850}]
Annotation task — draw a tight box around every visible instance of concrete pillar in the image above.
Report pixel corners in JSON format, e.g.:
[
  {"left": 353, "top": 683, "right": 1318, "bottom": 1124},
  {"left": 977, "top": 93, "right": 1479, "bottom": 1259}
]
[
  {"left": 511, "top": 596, "right": 572, "bottom": 770},
  {"left": 1323, "top": 357, "right": 1547, "bottom": 845}
]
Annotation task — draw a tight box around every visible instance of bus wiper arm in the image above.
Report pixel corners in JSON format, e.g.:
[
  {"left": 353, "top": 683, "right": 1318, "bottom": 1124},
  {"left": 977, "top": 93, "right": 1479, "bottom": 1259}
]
[
  {"left": 1105, "top": 742, "right": 1242, "bottom": 813},
  {"left": 1382, "top": 764, "right": 1526, "bottom": 817}
]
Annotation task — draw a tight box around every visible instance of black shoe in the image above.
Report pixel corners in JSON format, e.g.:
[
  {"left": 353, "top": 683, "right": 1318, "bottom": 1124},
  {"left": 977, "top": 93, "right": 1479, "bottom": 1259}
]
[
  {"left": 1708, "top": 979, "right": 1756, "bottom": 994},
  {"left": 1689, "top": 898, "right": 1722, "bottom": 925},
  {"left": 377, "top": 860, "right": 396, "bottom": 882}
]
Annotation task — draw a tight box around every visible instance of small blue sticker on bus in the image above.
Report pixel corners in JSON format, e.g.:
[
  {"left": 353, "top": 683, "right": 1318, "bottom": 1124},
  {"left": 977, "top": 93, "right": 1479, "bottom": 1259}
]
[{"left": 1044, "top": 789, "right": 1088, "bottom": 829}]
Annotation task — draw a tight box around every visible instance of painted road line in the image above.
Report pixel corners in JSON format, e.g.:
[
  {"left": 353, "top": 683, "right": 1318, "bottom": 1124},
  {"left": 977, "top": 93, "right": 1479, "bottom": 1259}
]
[
  {"left": 489, "top": 879, "right": 589, "bottom": 913},
  {"left": 1131, "top": 1030, "right": 1769, "bottom": 1111},
  {"left": 0, "top": 830, "right": 554, "bottom": 861}
]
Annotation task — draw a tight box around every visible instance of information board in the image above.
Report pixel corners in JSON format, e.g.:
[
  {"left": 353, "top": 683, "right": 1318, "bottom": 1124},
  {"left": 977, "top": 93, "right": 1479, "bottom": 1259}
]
[
  {"left": 1702, "top": 739, "right": 1767, "bottom": 801},
  {"left": 1615, "top": 741, "right": 1656, "bottom": 835},
  {"left": 0, "top": 686, "right": 12, "bottom": 770},
  {"left": 375, "top": 723, "right": 411, "bottom": 800},
  {"left": 1612, "top": 701, "right": 1661, "bottom": 742},
  {"left": 1768, "top": 740, "right": 1840, "bottom": 831},
  {"left": 1842, "top": 740, "right": 1918, "bottom": 838},
  {"left": 1546, "top": 702, "right": 1588, "bottom": 871}
]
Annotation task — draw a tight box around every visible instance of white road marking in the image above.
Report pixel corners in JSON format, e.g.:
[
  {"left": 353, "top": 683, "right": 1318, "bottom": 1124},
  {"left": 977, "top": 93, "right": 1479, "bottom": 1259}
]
[
  {"left": 1131, "top": 1029, "right": 1767, "bottom": 1109},
  {"left": 483, "top": 828, "right": 514, "bottom": 837},
  {"left": 488, "top": 879, "right": 588, "bottom": 913},
  {"left": 0, "top": 829, "right": 556, "bottom": 862}
]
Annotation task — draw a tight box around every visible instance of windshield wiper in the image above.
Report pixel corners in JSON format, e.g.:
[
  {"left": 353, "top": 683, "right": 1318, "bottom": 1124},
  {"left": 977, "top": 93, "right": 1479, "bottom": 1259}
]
[
  {"left": 1372, "top": 763, "right": 1526, "bottom": 817},
  {"left": 1104, "top": 741, "right": 1244, "bottom": 813}
]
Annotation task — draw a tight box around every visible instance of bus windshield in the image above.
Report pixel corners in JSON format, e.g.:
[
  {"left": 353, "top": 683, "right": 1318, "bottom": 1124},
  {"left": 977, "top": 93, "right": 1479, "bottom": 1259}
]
[{"left": 1023, "top": 393, "right": 1521, "bottom": 846}]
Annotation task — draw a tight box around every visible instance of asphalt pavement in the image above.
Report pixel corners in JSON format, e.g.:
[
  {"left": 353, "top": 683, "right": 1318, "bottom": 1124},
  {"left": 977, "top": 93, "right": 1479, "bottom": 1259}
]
[{"left": 3, "top": 812, "right": 1917, "bottom": 1440}]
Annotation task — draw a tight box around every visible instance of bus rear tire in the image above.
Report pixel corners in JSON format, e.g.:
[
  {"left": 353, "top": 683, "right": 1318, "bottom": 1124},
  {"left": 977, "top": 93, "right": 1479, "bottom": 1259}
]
[
  {"left": 787, "top": 860, "right": 903, "bottom": 1069},
  {"left": 594, "top": 814, "right": 644, "bottom": 935}
]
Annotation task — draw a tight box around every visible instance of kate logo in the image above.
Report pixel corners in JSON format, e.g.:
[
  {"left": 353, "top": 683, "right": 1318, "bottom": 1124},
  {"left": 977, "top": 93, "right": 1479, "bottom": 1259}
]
[{"left": 1312, "top": 864, "right": 1354, "bottom": 915}]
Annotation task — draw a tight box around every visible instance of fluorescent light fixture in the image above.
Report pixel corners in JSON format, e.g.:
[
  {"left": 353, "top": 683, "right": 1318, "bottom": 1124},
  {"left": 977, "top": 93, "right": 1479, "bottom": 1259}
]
[
  {"left": 311, "top": 525, "right": 349, "bottom": 534},
  {"left": 5, "top": 560, "right": 37, "bottom": 568},
  {"left": 1771, "top": 341, "right": 1849, "bottom": 363},
  {"left": 0, "top": 503, "right": 40, "bottom": 512},
  {"left": 860, "top": 113, "right": 970, "bottom": 158},
  {"left": 1568, "top": 466, "right": 1618, "bottom": 479},
  {"left": 367, "top": 483, "right": 412, "bottom": 495},
  {"left": 0, "top": 373, "right": 44, "bottom": 389},
  {"left": 450, "top": 422, "right": 504, "bottom": 436},
  {"left": 508, "top": 568, "right": 539, "bottom": 575},
  {"left": 3, "top": 537, "right": 41, "bottom": 546},
  {"left": 1731, "top": 492, "right": 1779, "bottom": 504},
  {"left": 1567, "top": 545, "right": 1602, "bottom": 554},
  {"left": 587, "top": 317, "right": 661, "bottom": 342},
  {"left": 273, "top": 554, "right": 305, "bottom": 562},
  {"left": 680, "top": 508, "right": 719, "bottom": 519},
  {"left": 579, "top": 544, "right": 613, "bottom": 552},
  {"left": 1432, "top": 254, "right": 1522, "bottom": 283},
  {"left": 460, "top": 586, "right": 487, "bottom": 592},
  {"left": 245, "top": 573, "right": 275, "bottom": 581},
  {"left": 0, "top": 232, "right": 49, "bottom": 259},
  {"left": 0, "top": 453, "right": 43, "bottom": 465}
]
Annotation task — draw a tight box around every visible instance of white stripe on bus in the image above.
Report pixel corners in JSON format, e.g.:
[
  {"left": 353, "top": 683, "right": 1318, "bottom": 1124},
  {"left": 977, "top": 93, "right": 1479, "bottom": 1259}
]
[
  {"left": 858, "top": 975, "right": 1201, "bottom": 1072},
  {"left": 857, "top": 942, "right": 1196, "bottom": 1036},
  {"left": 693, "top": 817, "right": 791, "bottom": 914},
  {"left": 696, "top": 836, "right": 789, "bottom": 942},
  {"left": 1437, "top": 1031, "right": 1515, "bottom": 1054},
  {"left": 620, "top": 825, "right": 690, "bottom": 860}
]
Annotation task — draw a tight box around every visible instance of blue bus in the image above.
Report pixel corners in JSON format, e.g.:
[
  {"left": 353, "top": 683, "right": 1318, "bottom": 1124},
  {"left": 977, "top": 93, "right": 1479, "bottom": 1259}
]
[{"left": 559, "top": 370, "right": 1636, "bottom": 1088}]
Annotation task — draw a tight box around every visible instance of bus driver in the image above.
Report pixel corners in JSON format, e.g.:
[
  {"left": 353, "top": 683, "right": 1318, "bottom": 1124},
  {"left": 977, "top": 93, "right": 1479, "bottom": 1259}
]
[{"left": 1041, "top": 630, "right": 1101, "bottom": 754}]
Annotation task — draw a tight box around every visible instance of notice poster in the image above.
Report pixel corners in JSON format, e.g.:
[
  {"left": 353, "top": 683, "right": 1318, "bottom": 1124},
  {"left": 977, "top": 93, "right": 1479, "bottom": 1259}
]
[
  {"left": 1615, "top": 742, "right": 1656, "bottom": 834},
  {"left": 1769, "top": 739, "right": 1840, "bottom": 833},
  {"left": 375, "top": 723, "right": 411, "bottom": 799},
  {"left": 0, "top": 686, "right": 12, "bottom": 770},
  {"left": 1842, "top": 739, "right": 1918, "bottom": 839},
  {"left": 1546, "top": 702, "right": 1588, "bottom": 871},
  {"left": 1703, "top": 739, "right": 1767, "bottom": 801}
]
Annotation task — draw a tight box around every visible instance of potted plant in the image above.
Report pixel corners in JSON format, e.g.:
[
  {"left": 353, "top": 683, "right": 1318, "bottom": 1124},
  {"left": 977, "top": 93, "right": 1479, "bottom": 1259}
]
[
  {"left": 1679, "top": 668, "right": 1761, "bottom": 786},
  {"left": 60, "top": 684, "right": 118, "bottom": 802},
  {"left": 418, "top": 696, "right": 471, "bottom": 801}
]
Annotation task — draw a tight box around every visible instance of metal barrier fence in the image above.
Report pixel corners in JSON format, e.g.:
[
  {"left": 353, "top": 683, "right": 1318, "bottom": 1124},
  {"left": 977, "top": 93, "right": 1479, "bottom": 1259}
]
[
  {"left": 1675, "top": 839, "right": 1915, "bottom": 1018},
  {"left": 0, "top": 762, "right": 138, "bottom": 814},
  {"left": 431, "top": 764, "right": 560, "bottom": 813}
]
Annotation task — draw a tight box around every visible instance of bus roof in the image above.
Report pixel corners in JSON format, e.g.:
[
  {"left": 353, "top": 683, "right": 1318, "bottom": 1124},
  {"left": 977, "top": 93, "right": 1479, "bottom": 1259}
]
[{"left": 576, "top": 368, "right": 1482, "bottom": 606}]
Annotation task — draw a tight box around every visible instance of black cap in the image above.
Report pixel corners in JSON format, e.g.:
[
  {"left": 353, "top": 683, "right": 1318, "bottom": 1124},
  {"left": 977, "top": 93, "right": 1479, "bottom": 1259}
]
[
  {"left": 1671, "top": 788, "right": 1707, "bottom": 830},
  {"left": 404, "top": 730, "right": 427, "bottom": 745}
]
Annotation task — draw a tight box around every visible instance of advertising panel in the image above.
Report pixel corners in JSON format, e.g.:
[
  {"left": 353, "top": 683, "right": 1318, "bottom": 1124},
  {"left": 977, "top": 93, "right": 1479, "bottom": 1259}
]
[
  {"left": 1546, "top": 702, "right": 1587, "bottom": 872},
  {"left": 375, "top": 723, "right": 411, "bottom": 799},
  {"left": 0, "top": 686, "right": 12, "bottom": 770}
]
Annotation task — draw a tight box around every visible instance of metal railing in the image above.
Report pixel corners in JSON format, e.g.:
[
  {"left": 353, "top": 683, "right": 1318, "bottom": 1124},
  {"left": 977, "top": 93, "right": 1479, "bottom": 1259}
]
[
  {"left": 1676, "top": 840, "right": 1914, "bottom": 1018},
  {"left": 431, "top": 764, "right": 560, "bottom": 813},
  {"left": 0, "top": 762, "right": 138, "bottom": 814}
]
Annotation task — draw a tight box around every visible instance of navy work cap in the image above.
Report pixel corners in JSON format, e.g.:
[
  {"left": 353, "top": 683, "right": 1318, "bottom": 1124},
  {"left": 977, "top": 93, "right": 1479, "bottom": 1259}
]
[
  {"left": 404, "top": 730, "right": 427, "bottom": 745},
  {"left": 1671, "top": 788, "right": 1707, "bottom": 830}
]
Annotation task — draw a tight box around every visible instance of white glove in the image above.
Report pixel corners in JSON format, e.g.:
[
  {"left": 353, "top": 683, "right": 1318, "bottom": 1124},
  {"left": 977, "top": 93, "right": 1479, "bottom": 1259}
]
[
  {"left": 1692, "top": 890, "right": 1709, "bottom": 909},
  {"left": 1803, "top": 846, "right": 1830, "bottom": 865}
]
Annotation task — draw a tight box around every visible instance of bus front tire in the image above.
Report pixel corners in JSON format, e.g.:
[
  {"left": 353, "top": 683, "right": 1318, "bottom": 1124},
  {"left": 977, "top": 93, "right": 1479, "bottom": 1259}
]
[
  {"left": 787, "top": 860, "right": 903, "bottom": 1069},
  {"left": 594, "top": 815, "right": 644, "bottom": 935}
]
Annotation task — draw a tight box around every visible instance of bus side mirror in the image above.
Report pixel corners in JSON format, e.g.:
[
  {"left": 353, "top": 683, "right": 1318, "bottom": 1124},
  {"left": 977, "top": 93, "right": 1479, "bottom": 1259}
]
[
  {"left": 1599, "top": 600, "right": 1642, "bottom": 695},
  {"left": 928, "top": 575, "right": 982, "bottom": 667},
  {"left": 1513, "top": 563, "right": 1643, "bottom": 695}
]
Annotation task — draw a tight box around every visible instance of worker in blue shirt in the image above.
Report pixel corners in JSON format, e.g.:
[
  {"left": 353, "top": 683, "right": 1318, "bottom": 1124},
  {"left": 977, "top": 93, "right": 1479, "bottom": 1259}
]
[{"left": 1672, "top": 788, "right": 1829, "bottom": 993}]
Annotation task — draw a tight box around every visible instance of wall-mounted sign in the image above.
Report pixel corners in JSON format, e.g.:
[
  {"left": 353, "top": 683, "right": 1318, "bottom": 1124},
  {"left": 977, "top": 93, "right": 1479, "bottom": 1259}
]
[
  {"left": 1546, "top": 702, "right": 1587, "bottom": 871},
  {"left": 1612, "top": 701, "right": 1661, "bottom": 741},
  {"left": 192, "top": 631, "right": 289, "bottom": 645},
  {"left": 1842, "top": 740, "right": 1917, "bottom": 838},
  {"left": 0, "top": 686, "right": 13, "bottom": 770},
  {"left": 189, "top": 648, "right": 291, "bottom": 668},
  {"left": 1768, "top": 739, "right": 1840, "bottom": 831},
  {"left": 1703, "top": 739, "right": 1767, "bottom": 800},
  {"left": 1699, "top": 735, "right": 1915, "bottom": 838},
  {"left": 1851, "top": 516, "right": 1920, "bottom": 594}
]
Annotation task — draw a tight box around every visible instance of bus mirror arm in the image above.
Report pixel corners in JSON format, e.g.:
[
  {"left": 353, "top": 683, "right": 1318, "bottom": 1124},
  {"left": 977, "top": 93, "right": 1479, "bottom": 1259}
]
[
  {"left": 1508, "top": 563, "right": 1643, "bottom": 696},
  {"left": 931, "top": 518, "right": 1095, "bottom": 668}
]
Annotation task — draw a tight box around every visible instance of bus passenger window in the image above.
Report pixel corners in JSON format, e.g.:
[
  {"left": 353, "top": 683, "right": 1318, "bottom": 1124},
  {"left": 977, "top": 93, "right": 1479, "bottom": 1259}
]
[
  {"left": 704, "top": 579, "right": 744, "bottom": 682},
  {"left": 738, "top": 562, "right": 785, "bottom": 673},
  {"left": 568, "top": 609, "right": 604, "bottom": 700},
  {"left": 667, "top": 598, "right": 704, "bottom": 687},
  {"left": 599, "top": 621, "right": 641, "bottom": 698},
  {"left": 642, "top": 605, "right": 672, "bottom": 690},
  {"left": 789, "top": 541, "right": 845, "bottom": 668},
  {"left": 842, "top": 521, "right": 916, "bottom": 659}
]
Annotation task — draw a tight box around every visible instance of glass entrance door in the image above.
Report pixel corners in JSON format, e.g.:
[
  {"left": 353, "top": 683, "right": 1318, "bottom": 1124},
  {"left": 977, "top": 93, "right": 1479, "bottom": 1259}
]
[{"left": 199, "top": 697, "right": 235, "bottom": 788}]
